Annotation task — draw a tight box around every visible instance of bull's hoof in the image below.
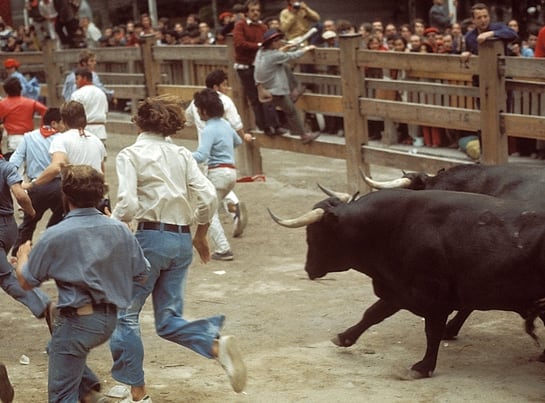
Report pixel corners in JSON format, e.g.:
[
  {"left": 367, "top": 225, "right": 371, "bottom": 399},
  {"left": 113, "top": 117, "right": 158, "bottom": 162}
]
[
  {"left": 442, "top": 331, "right": 458, "bottom": 341},
  {"left": 394, "top": 367, "right": 432, "bottom": 380},
  {"left": 331, "top": 335, "right": 354, "bottom": 347}
]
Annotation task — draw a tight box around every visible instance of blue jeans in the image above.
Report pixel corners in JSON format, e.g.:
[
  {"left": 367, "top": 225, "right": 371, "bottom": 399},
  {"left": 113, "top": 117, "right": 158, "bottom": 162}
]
[
  {"left": 48, "top": 307, "right": 117, "bottom": 402},
  {"left": 0, "top": 215, "right": 50, "bottom": 317},
  {"left": 110, "top": 229, "right": 225, "bottom": 387},
  {"left": 12, "top": 178, "right": 64, "bottom": 257}
]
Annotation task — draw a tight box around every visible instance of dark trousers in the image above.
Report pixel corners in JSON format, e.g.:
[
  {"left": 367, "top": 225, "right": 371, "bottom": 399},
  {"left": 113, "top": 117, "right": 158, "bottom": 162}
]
[
  {"left": 12, "top": 178, "right": 64, "bottom": 256},
  {"left": 236, "top": 67, "right": 278, "bottom": 130}
]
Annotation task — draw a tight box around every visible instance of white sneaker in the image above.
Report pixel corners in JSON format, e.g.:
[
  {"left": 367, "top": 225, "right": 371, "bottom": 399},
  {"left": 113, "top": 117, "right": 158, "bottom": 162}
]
[{"left": 217, "top": 335, "right": 247, "bottom": 393}]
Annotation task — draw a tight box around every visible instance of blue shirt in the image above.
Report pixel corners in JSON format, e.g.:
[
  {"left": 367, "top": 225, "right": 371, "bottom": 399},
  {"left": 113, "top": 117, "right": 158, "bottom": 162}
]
[
  {"left": 10, "top": 71, "right": 40, "bottom": 100},
  {"left": 62, "top": 71, "right": 114, "bottom": 101},
  {"left": 0, "top": 158, "right": 22, "bottom": 215},
  {"left": 10, "top": 128, "right": 59, "bottom": 180},
  {"left": 192, "top": 117, "right": 242, "bottom": 166},
  {"left": 464, "top": 23, "right": 518, "bottom": 55},
  {"left": 21, "top": 208, "right": 149, "bottom": 309}
]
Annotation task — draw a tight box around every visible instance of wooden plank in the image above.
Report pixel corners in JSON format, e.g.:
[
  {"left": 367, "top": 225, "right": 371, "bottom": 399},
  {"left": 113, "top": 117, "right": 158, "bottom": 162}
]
[
  {"left": 360, "top": 99, "right": 480, "bottom": 131},
  {"left": 357, "top": 50, "right": 479, "bottom": 75},
  {"left": 251, "top": 133, "right": 346, "bottom": 159},
  {"left": 504, "top": 55, "right": 545, "bottom": 79},
  {"left": 153, "top": 45, "right": 227, "bottom": 61},
  {"left": 296, "top": 94, "right": 343, "bottom": 114},
  {"left": 503, "top": 113, "right": 545, "bottom": 140},
  {"left": 365, "top": 78, "right": 478, "bottom": 99},
  {"left": 362, "top": 145, "right": 472, "bottom": 174}
]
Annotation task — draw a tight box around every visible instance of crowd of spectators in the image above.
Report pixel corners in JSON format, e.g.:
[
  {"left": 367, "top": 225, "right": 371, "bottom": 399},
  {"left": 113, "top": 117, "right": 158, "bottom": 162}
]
[{"left": 1, "top": 1, "right": 542, "bottom": 155}]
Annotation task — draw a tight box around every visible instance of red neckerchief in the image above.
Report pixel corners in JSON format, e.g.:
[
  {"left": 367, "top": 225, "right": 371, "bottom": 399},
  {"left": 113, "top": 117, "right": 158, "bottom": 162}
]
[{"left": 40, "top": 126, "right": 58, "bottom": 138}]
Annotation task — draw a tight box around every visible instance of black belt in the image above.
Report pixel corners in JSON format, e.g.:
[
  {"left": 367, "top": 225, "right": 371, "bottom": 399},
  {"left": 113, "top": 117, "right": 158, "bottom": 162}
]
[
  {"left": 137, "top": 221, "right": 190, "bottom": 233},
  {"left": 59, "top": 303, "right": 117, "bottom": 317}
]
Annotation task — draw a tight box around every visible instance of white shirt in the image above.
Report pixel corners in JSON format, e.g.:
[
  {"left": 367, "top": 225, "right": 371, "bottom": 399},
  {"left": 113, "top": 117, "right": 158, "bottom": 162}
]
[
  {"left": 85, "top": 22, "right": 102, "bottom": 48},
  {"left": 112, "top": 132, "right": 217, "bottom": 226},
  {"left": 71, "top": 84, "right": 108, "bottom": 140},
  {"left": 185, "top": 91, "right": 243, "bottom": 140},
  {"left": 49, "top": 128, "right": 106, "bottom": 173},
  {"left": 39, "top": 0, "right": 57, "bottom": 19}
]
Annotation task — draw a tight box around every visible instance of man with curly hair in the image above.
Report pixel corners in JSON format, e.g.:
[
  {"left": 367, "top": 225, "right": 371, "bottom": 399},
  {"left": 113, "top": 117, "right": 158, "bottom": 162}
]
[{"left": 109, "top": 95, "right": 247, "bottom": 402}]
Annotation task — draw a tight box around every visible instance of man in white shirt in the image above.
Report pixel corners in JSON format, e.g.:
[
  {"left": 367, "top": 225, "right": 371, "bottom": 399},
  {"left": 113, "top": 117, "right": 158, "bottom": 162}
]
[
  {"left": 80, "top": 16, "right": 102, "bottom": 48},
  {"left": 186, "top": 69, "right": 251, "bottom": 238},
  {"left": 24, "top": 101, "right": 106, "bottom": 190},
  {"left": 70, "top": 67, "right": 108, "bottom": 143}
]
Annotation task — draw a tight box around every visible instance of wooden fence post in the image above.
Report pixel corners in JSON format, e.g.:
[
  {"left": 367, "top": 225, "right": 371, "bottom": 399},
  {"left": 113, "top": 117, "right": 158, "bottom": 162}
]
[
  {"left": 42, "top": 39, "right": 63, "bottom": 106},
  {"left": 478, "top": 39, "right": 508, "bottom": 164},
  {"left": 226, "top": 35, "right": 263, "bottom": 176},
  {"left": 339, "top": 33, "right": 368, "bottom": 194},
  {"left": 141, "top": 34, "right": 161, "bottom": 97}
]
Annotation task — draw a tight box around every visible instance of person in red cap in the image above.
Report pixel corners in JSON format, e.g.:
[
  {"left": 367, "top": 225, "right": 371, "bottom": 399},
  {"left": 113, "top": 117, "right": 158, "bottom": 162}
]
[
  {"left": 4, "top": 58, "right": 41, "bottom": 101},
  {"left": 0, "top": 77, "right": 47, "bottom": 155}
]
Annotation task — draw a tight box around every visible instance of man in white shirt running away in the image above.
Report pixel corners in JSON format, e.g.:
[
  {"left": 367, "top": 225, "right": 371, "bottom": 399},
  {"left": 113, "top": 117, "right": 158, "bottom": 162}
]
[{"left": 186, "top": 69, "right": 251, "bottom": 238}]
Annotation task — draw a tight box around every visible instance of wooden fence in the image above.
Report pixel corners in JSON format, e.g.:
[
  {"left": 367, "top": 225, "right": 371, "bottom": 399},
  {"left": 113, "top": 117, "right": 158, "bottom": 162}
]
[{"left": 2, "top": 34, "right": 545, "bottom": 193}]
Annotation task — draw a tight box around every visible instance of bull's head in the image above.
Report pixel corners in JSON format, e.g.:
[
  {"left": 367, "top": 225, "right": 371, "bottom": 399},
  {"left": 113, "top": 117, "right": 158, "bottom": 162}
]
[
  {"left": 360, "top": 167, "right": 431, "bottom": 190},
  {"left": 269, "top": 190, "right": 357, "bottom": 280}
]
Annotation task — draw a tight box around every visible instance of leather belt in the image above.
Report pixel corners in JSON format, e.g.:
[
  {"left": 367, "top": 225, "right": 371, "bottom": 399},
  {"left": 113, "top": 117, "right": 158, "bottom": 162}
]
[
  {"left": 59, "top": 303, "right": 117, "bottom": 316},
  {"left": 137, "top": 221, "right": 190, "bottom": 233},
  {"left": 208, "top": 163, "right": 236, "bottom": 169},
  {"left": 87, "top": 122, "right": 105, "bottom": 125}
]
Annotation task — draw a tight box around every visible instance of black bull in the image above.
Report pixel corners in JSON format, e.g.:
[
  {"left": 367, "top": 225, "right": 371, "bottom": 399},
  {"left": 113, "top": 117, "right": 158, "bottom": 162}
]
[
  {"left": 363, "top": 164, "right": 545, "bottom": 342},
  {"left": 270, "top": 189, "right": 545, "bottom": 379}
]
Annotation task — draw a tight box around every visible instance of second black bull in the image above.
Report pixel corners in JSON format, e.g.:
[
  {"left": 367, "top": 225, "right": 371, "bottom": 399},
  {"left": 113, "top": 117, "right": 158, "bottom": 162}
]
[
  {"left": 270, "top": 189, "right": 545, "bottom": 379},
  {"left": 364, "top": 163, "right": 545, "bottom": 342}
]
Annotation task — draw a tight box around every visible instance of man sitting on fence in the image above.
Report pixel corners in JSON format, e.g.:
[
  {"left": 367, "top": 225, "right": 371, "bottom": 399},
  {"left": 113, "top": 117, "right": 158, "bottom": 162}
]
[{"left": 254, "top": 28, "right": 319, "bottom": 144}]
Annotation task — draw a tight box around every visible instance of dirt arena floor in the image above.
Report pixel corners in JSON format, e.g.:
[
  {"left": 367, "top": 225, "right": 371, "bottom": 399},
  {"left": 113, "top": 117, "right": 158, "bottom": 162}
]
[{"left": 2, "top": 131, "right": 545, "bottom": 402}]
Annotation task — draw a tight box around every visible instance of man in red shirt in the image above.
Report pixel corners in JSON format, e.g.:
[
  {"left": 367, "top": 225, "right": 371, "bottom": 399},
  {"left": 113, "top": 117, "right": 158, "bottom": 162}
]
[
  {"left": 232, "top": 0, "right": 282, "bottom": 136},
  {"left": 0, "top": 77, "right": 47, "bottom": 156}
]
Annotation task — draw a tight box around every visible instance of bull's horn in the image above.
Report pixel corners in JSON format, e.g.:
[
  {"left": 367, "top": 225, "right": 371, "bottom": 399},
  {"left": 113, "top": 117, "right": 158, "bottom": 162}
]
[
  {"left": 359, "top": 167, "right": 411, "bottom": 189},
  {"left": 268, "top": 207, "right": 325, "bottom": 228},
  {"left": 317, "top": 183, "right": 351, "bottom": 203}
]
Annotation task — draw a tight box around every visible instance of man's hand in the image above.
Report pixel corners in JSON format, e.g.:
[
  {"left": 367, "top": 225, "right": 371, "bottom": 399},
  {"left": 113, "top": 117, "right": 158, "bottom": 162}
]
[
  {"left": 243, "top": 132, "right": 254, "bottom": 142},
  {"left": 193, "top": 223, "right": 211, "bottom": 263},
  {"left": 460, "top": 51, "right": 471, "bottom": 63},
  {"left": 477, "top": 31, "right": 494, "bottom": 44}
]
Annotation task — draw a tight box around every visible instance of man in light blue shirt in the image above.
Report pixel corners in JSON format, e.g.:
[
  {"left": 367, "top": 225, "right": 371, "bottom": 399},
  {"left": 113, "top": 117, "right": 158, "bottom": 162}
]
[
  {"left": 16, "top": 164, "right": 149, "bottom": 403},
  {"left": 9, "top": 108, "right": 65, "bottom": 257},
  {"left": 192, "top": 89, "right": 242, "bottom": 261}
]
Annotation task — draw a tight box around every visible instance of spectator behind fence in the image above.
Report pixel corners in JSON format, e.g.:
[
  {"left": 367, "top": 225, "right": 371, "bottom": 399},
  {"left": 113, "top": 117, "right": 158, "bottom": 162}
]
[
  {"left": 62, "top": 50, "right": 114, "bottom": 101},
  {"left": 232, "top": 0, "right": 283, "bottom": 136}
]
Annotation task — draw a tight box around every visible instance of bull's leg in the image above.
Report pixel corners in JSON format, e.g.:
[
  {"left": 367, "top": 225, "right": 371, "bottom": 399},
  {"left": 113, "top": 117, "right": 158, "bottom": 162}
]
[
  {"left": 443, "top": 310, "right": 472, "bottom": 340},
  {"left": 405, "top": 313, "right": 448, "bottom": 380},
  {"left": 332, "top": 298, "right": 399, "bottom": 347}
]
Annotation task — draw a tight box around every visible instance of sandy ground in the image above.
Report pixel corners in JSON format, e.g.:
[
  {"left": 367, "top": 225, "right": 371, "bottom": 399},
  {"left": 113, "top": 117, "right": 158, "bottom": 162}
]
[{"left": 2, "top": 131, "right": 545, "bottom": 402}]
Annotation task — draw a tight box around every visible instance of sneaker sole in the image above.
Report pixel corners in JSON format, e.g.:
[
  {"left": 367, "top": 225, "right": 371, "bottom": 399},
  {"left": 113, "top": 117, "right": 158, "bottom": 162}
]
[
  {"left": 232, "top": 202, "right": 248, "bottom": 238},
  {"left": 221, "top": 336, "right": 247, "bottom": 393}
]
